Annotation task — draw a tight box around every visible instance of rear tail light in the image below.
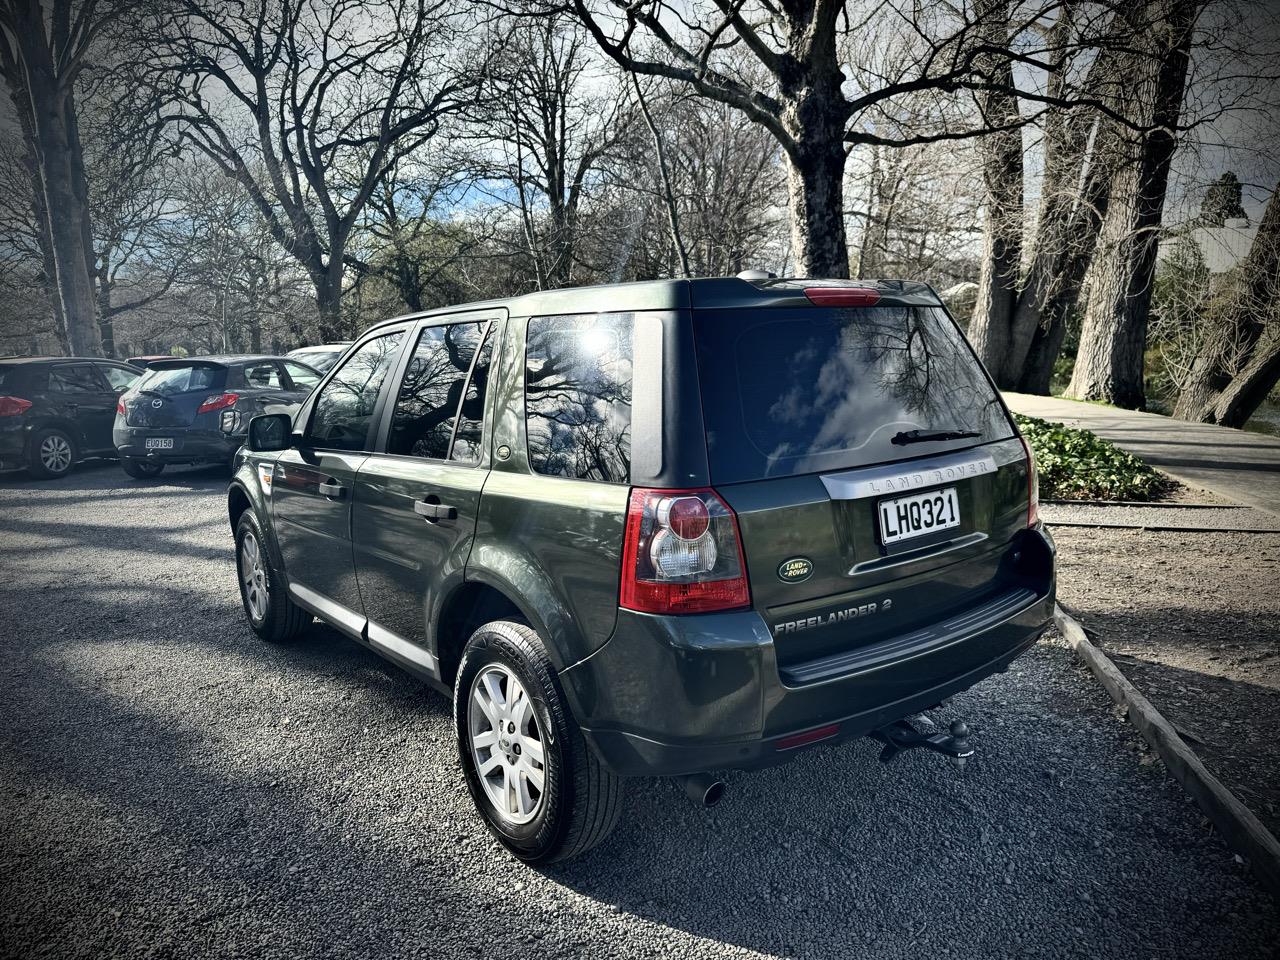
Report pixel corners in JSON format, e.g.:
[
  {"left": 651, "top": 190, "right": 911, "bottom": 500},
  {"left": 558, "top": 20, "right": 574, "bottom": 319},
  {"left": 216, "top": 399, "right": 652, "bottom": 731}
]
[
  {"left": 620, "top": 487, "right": 751, "bottom": 614},
  {"left": 1019, "top": 435, "right": 1040, "bottom": 527},
  {"left": 803, "top": 286, "right": 881, "bottom": 307},
  {"left": 198, "top": 392, "right": 239, "bottom": 414},
  {"left": 0, "top": 396, "right": 32, "bottom": 417},
  {"left": 116, "top": 395, "right": 126, "bottom": 415}
]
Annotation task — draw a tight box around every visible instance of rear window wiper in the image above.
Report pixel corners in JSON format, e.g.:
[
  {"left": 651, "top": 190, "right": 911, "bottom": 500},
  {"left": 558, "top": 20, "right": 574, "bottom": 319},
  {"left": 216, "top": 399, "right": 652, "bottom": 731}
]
[{"left": 891, "top": 429, "right": 982, "bottom": 446}]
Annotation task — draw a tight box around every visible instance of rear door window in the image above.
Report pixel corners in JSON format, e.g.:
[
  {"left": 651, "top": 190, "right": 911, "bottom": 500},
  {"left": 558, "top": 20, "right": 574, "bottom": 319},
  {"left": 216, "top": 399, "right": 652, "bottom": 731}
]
[
  {"left": 524, "top": 314, "right": 633, "bottom": 483},
  {"left": 49, "top": 364, "right": 104, "bottom": 394},
  {"left": 387, "top": 321, "right": 488, "bottom": 460},
  {"left": 137, "top": 364, "right": 227, "bottom": 396},
  {"left": 694, "top": 305, "right": 1014, "bottom": 483},
  {"left": 243, "top": 362, "right": 285, "bottom": 389},
  {"left": 307, "top": 332, "right": 404, "bottom": 451},
  {"left": 283, "top": 361, "right": 321, "bottom": 391}
]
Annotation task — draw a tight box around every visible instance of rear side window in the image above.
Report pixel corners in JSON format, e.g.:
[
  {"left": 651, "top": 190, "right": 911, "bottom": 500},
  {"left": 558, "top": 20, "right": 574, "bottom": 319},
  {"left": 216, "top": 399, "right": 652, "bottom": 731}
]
[
  {"left": 387, "top": 321, "right": 489, "bottom": 460},
  {"left": 283, "top": 361, "right": 321, "bottom": 390},
  {"left": 98, "top": 365, "right": 139, "bottom": 391},
  {"left": 242, "top": 362, "right": 284, "bottom": 389},
  {"left": 308, "top": 332, "right": 404, "bottom": 451},
  {"left": 137, "top": 364, "right": 226, "bottom": 396},
  {"left": 49, "top": 364, "right": 103, "bottom": 393},
  {"left": 525, "top": 314, "right": 632, "bottom": 483},
  {"left": 695, "top": 305, "right": 1014, "bottom": 483}
]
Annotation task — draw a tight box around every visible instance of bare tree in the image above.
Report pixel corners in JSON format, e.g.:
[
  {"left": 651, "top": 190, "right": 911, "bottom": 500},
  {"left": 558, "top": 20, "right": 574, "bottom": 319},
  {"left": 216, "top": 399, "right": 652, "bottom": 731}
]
[
  {"left": 1172, "top": 181, "right": 1280, "bottom": 425},
  {"left": 146, "top": 0, "right": 483, "bottom": 339},
  {"left": 0, "top": 0, "right": 113, "bottom": 355},
  {"left": 479, "top": 14, "right": 632, "bottom": 290},
  {"left": 1067, "top": 0, "right": 1201, "bottom": 407}
]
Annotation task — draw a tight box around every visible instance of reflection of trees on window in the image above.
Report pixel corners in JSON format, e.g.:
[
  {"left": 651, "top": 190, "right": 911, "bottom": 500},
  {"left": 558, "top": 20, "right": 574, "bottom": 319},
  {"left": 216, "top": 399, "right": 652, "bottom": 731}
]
[
  {"left": 309, "top": 333, "right": 404, "bottom": 450},
  {"left": 525, "top": 315, "right": 633, "bottom": 483},
  {"left": 451, "top": 333, "right": 494, "bottom": 463},
  {"left": 839, "top": 307, "right": 1005, "bottom": 433},
  {"left": 388, "top": 322, "right": 487, "bottom": 459}
]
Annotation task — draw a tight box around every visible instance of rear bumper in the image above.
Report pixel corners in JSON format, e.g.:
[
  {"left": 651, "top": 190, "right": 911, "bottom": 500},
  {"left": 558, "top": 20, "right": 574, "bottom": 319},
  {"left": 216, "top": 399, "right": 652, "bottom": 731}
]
[
  {"left": 562, "top": 527, "right": 1055, "bottom": 777},
  {"left": 114, "top": 425, "right": 240, "bottom": 464}
]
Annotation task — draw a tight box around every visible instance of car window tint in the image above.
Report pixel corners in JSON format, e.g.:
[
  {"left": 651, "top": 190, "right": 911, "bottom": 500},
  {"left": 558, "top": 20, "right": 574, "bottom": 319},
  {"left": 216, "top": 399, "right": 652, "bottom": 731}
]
[
  {"left": 98, "top": 365, "right": 139, "bottom": 391},
  {"left": 283, "top": 361, "right": 321, "bottom": 390},
  {"left": 387, "top": 322, "right": 486, "bottom": 459},
  {"left": 137, "top": 365, "right": 226, "bottom": 395},
  {"left": 49, "top": 364, "right": 102, "bottom": 393},
  {"left": 243, "top": 362, "right": 284, "bottom": 389},
  {"left": 525, "top": 314, "right": 632, "bottom": 483},
  {"left": 450, "top": 327, "right": 495, "bottom": 463},
  {"left": 307, "top": 332, "right": 404, "bottom": 451}
]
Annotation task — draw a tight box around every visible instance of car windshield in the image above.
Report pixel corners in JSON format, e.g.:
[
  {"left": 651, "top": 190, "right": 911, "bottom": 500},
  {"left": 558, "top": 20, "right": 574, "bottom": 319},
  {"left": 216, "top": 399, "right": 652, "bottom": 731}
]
[
  {"left": 136, "top": 364, "right": 226, "bottom": 396},
  {"left": 694, "top": 305, "right": 1014, "bottom": 483}
]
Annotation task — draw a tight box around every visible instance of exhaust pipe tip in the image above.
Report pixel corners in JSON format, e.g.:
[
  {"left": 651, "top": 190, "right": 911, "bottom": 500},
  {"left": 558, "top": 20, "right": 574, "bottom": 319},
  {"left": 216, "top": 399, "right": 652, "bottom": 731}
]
[{"left": 679, "top": 773, "right": 726, "bottom": 808}]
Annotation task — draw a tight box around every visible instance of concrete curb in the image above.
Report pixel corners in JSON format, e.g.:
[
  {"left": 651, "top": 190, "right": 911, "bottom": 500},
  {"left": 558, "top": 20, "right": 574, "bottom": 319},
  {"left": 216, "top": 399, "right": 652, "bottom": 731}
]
[{"left": 1054, "top": 604, "right": 1280, "bottom": 900}]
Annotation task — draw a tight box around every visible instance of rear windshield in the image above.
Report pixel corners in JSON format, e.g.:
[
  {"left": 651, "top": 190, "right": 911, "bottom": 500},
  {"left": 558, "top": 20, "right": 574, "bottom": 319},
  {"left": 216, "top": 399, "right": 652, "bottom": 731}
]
[
  {"left": 695, "top": 305, "right": 1014, "bottom": 483},
  {"left": 136, "top": 364, "right": 227, "bottom": 396}
]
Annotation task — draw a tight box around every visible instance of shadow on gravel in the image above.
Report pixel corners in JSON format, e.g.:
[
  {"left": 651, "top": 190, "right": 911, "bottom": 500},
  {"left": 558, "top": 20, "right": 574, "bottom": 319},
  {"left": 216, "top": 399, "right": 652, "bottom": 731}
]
[
  {"left": 1, "top": 514, "right": 229, "bottom": 562},
  {"left": 0, "top": 459, "right": 229, "bottom": 492}
]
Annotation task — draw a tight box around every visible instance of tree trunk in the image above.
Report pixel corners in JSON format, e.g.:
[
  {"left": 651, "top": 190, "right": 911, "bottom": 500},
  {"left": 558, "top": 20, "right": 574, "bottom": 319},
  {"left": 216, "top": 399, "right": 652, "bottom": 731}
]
[
  {"left": 1067, "top": 0, "right": 1197, "bottom": 408},
  {"left": 966, "top": 0, "right": 1024, "bottom": 384},
  {"left": 11, "top": 0, "right": 101, "bottom": 356},
  {"left": 783, "top": 127, "right": 849, "bottom": 279},
  {"left": 1173, "top": 181, "right": 1280, "bottom": 423}
]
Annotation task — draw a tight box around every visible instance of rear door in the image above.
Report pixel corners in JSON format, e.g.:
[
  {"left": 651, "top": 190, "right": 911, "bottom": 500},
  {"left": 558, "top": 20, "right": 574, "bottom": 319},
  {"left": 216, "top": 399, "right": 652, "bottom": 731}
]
[
  {"left": 49, "top": 363, "right": 116, "bottom": 453},
  {"left": 272, "top": 329, "right": 407, "bottom": 632},
  {"left": 350, "top": 312, "right": 502, "bottom": 672},
  {"left": 693, "top": 303, "right": 1033, "bottom": 671}
]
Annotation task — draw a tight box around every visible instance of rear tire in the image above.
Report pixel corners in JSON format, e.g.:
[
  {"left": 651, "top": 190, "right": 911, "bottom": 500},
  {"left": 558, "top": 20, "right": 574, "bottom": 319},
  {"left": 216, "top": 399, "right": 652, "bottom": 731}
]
[
  {"left": 27, "top": 427, "right": 75, "bottom": 480},
  {"left": 454, "top": 620, "right": 623, "bottom": 863},
  {"left": 235, "top": 509, "right": 309, "bottom": 643},
  {"left": 121, "top": 457, "right": 165, "bottom": 479}
]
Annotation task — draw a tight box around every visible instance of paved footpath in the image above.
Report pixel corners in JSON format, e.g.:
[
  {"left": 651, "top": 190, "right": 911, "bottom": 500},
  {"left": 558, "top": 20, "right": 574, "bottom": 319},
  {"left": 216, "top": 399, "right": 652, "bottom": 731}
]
[{"left": 1003, "top": 392, "right": 1280, "bottom": 517}]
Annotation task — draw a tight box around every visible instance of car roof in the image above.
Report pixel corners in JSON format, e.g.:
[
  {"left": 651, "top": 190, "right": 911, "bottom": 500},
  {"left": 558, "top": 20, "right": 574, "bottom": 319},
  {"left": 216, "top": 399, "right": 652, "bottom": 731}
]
[
  {"left": 147, "top": 354, "right": 287, "bottom": 367},
  {"left": 360, "top": 277, "right": 943, "bottom": 334},
  {"left": 290, "top": 343, "right": 351, "bottom": 351}
]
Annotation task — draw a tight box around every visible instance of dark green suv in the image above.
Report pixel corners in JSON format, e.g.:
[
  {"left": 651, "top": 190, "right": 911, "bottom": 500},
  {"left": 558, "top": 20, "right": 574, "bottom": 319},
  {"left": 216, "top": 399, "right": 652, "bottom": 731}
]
[{"left": 227, "top": 277, "right": 1055, "bottom": 863}]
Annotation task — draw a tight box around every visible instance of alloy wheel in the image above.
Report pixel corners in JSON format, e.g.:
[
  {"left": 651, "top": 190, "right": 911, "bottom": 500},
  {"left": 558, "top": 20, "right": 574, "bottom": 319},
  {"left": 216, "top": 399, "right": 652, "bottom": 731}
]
[
  {"left": 468, "top": 664, "right": 546, "bottom": 824},
  {"left": 239, "top": 530, "right": 268, "bottom": 621},
  {"left": 40, "top": 435, "right": 72, "bottom": 474}
]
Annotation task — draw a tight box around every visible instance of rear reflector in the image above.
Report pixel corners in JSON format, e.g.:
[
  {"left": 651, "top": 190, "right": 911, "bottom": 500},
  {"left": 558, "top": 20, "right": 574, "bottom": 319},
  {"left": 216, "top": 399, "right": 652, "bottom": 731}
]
[
  {"left": 620, "top": 487, "right": 751, "bottom": 614},
  {"left": 775, "top": 723, "right": 840, "bottom": 751},
  {"left": 198, "top": 392, "right": 239, "bottom": 414},
  {"left": 0, "top": 396, "right": 33, "bottom": 417},
  {"left": 803, "top": 287, "right": 881, "bottom": 307}
]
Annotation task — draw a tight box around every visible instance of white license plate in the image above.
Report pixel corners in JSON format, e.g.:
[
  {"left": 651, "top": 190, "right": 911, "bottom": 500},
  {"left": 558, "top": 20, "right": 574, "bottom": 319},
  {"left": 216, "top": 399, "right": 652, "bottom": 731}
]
[
  {"left": 145, "top": 438, "right": 174, "bottom": 450},
  {"left": 879, "top": 487, "right": 960, "bottom": 545}
]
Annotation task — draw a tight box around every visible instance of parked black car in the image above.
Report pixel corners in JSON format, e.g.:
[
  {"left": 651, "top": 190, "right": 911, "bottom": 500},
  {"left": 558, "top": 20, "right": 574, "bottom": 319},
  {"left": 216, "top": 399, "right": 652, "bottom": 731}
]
[
  {"left": 114, "top": 355, "right": 321, "bottom": 479},
  {"left": 228, "top": 277, "right": 1055, "bottom": 864},
  {"left": 0, "top": 356, "right": 143, "bottom": 479}
]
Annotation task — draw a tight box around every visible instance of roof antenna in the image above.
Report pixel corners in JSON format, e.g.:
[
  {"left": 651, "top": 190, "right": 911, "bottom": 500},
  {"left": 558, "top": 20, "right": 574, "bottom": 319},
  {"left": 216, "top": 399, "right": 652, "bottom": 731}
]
[{"left": 736, "top": 269, "right": 776, "bottom": 281}]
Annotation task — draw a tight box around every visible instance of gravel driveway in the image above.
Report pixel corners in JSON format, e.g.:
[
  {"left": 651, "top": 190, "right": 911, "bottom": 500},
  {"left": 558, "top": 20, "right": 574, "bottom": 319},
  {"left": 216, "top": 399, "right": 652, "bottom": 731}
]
[{"left": 2, "top": 462, "right": 1277, "bottom": 959}]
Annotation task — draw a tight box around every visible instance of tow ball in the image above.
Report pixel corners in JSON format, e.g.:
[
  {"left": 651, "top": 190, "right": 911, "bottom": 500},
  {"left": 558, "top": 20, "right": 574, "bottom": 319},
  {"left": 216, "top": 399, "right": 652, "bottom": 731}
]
[{"left": 870, "top": 718, "right": 974, "bottom": 770}]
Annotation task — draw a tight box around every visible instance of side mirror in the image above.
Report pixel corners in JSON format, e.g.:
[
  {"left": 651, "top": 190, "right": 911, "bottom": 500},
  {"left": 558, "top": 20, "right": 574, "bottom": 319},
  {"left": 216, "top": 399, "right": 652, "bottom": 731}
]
[{"left": 247, "top": 413, "right": 295, "bottom": 452}]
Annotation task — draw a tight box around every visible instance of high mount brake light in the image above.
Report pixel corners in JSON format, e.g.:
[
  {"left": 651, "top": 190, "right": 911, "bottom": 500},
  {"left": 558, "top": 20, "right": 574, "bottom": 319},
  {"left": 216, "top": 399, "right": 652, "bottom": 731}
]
[
  {"left": 803, "top": 287, "right": 881, "bottom": 307},
  {"left": 198, "top": 392, "right": 239, "bottom": 414},
  {"left": 620, "top": 487, "right": 751, "bottom": 614},
  {"left": 1019, "top": 435, "right": 1040, "bottom": 528},
  {"left": 0, "top": 396, "right": 33, "bottom": 417}
]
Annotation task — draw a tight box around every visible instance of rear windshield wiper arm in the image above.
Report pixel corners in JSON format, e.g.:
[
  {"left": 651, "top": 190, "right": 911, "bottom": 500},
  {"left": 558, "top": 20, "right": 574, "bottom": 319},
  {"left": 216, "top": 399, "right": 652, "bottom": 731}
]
[{"left": 891, "top": 429, "right": 982, "bottom": 446}]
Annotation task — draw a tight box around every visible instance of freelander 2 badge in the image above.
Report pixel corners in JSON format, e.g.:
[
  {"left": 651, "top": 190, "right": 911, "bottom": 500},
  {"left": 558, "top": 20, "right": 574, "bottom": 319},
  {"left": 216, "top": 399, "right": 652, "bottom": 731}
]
[{"left": 777, "top": 557, "right": 814, "bottom": 583}]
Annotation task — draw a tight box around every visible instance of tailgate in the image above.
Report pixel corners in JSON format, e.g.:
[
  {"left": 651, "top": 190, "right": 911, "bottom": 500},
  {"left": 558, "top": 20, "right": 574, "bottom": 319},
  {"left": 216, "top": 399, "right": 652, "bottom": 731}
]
[
  {"left": 125, "top": 362, "right": 227, "bottom": 427},
  {"left": 717, "top": 438, "right": 1033, "bottom": 670}
]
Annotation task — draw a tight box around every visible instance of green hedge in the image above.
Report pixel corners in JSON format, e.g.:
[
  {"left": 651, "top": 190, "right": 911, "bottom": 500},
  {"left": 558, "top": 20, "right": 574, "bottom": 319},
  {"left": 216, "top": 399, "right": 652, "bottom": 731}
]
[{"left": 1013, "top": 414, "right": 1169, "bottom": 501}]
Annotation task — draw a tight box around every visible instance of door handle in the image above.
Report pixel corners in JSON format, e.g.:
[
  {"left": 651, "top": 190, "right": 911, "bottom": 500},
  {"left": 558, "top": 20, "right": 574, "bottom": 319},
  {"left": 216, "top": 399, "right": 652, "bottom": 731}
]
[
  {"left": 318, "top": 479, "right": 346, "bottom": 499},
  {"left": 414, "top": 499, "right": 457, "bottom": 521}
]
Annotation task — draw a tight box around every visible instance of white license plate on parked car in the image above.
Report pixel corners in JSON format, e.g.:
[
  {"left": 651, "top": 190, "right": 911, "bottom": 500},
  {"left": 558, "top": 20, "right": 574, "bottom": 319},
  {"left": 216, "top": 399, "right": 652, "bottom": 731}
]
[
  {"left": 145, "top": 438, "right": 174, "bottom": 450},
  {"left": 878, "top": 487, "right": 960, "bottom": 545}
]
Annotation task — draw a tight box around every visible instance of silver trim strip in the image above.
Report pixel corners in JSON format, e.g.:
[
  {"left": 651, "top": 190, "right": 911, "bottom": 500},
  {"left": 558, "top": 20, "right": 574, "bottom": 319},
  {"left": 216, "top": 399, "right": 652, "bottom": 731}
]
[
  {"left": 820, "top": 447, "right": 999, "bottom": 501},
  {"left": 288, "top": 582, "right": 365, "bottom": 636},
  {"left": 367, "top": 620, "right": 439, "bottom": 674}
]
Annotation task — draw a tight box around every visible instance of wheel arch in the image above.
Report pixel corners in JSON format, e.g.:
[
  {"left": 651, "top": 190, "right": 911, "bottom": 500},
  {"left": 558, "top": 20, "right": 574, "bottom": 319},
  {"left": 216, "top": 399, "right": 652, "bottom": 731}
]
[{"left": 433, "top": 579, "right": 528, "bottom": 689}]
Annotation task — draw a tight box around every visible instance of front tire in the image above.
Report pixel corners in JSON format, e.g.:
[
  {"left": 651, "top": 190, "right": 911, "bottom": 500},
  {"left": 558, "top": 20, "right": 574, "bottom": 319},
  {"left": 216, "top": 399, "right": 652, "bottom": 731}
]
[
  {"left": 234, "top": 509, "right": 309, "bottom": 643},
  {"left": 121, "top": 457, "right": 165, "bottom": 479},
  {"left": 454, "top": 620, "right": 623, "bottom": 863},
  {"left": 28, "top": 428, "right": 75, "bottom": 480}
]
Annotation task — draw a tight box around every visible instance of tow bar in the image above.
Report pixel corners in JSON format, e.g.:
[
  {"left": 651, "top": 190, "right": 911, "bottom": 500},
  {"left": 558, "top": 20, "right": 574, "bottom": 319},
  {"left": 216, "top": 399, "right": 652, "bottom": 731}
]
[{"left": 870, "top": 717, "right": 974, "bottom": 770}]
